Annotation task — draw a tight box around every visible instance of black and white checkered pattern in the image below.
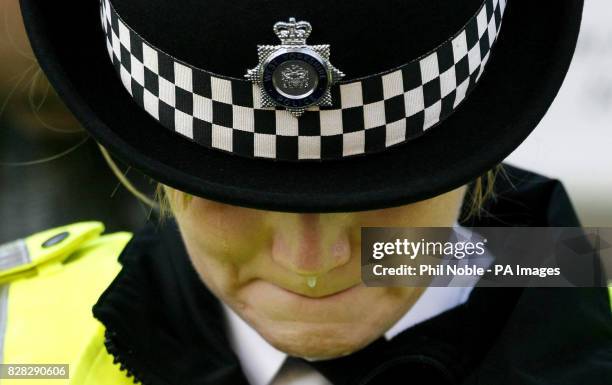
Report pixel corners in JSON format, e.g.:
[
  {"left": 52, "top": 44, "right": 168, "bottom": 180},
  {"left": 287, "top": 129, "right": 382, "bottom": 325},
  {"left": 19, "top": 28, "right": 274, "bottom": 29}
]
[{"left": 100, "top": 0, "right": 507, "bottom": 161}]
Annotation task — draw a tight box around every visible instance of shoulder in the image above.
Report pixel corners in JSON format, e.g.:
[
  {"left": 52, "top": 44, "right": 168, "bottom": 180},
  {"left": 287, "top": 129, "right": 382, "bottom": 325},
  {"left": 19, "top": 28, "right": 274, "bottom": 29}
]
[
  {"left": 0, "top": 222, "right": 132, "bottom": 284},
  {"left": 462, "top": 163, "right": 581, "bottom": 226}
]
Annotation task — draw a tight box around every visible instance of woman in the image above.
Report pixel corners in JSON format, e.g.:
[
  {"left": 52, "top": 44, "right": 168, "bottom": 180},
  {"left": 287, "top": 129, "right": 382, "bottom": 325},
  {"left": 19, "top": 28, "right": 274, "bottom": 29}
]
[{"left": 2, "top": 0, "right": 611, "bottom": 384}]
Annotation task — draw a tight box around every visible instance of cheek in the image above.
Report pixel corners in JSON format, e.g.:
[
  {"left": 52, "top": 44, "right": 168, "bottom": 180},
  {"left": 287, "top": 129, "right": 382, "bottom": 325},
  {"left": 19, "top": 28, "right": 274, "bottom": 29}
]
[
  {"left": 174, "top": 205, "right": 264, "bottom": 302},
  {"left": 177, "top": 198, "right": 269, "bottom": 263},
  {"left": 183, "top": 240, "right": 244, "bottom": 303}
]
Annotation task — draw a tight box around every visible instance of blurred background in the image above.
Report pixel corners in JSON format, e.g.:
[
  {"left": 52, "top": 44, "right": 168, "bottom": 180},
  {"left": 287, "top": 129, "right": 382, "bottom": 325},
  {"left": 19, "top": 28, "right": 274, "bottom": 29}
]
[
  {"left": 1, "top": 0, "right": 610, "bottom": 243},
  {"left": 506, "top": 0, "right": 612, "bottom": 227},
  {"left": 0, "top": 0, "right": 153, "bottom": 242}
]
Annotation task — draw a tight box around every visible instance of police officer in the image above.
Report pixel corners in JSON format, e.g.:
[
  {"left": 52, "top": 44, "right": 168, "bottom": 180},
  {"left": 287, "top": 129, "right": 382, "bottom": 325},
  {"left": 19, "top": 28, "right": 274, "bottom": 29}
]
[{"left": 2, "top": 0, "right": 612, "bottom": 384}]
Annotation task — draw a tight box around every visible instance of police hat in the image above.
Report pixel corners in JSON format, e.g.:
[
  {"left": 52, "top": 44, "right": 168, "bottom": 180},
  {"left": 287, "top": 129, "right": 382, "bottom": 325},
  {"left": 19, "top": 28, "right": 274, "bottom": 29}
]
[{"left": 19, "top": 0, "right": 583, "bottom": 212}]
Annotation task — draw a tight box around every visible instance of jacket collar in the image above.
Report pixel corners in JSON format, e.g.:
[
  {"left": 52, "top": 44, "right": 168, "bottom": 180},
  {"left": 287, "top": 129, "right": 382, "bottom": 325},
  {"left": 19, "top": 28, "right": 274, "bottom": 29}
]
[{"left": 93, "top": 220, "right": 249, "bottom": 385}]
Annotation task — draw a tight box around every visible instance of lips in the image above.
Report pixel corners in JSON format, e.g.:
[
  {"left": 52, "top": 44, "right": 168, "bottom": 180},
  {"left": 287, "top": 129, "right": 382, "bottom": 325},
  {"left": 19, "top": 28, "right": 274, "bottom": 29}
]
[
  {"left": 240, "top": 279, "right": 372, "bottom": 323},
  {"left": 274, "top": 281, "right": 363, "bottom": 299}
]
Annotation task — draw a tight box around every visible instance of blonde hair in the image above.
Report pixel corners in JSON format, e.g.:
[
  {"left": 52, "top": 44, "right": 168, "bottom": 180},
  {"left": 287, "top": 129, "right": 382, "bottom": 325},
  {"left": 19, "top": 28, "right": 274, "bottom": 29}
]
[
  {"left": 463, "top": 164, "right": 504, "bottom": 220},
  {"left": 100, "top": 145, "right": 502, "bottom": 221}
]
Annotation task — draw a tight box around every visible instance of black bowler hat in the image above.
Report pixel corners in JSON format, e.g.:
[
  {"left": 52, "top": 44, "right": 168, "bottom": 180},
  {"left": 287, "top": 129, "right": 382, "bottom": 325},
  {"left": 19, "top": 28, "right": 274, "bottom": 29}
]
[{"left": 19, "top": 0, "right": 583, "bottom": 212}]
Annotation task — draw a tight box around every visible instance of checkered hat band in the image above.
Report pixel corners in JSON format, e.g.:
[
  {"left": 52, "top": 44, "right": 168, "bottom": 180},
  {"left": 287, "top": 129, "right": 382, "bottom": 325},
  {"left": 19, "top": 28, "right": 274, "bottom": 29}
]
[{"left": 100, "top": 0, "right": 506, "bottom": 161}]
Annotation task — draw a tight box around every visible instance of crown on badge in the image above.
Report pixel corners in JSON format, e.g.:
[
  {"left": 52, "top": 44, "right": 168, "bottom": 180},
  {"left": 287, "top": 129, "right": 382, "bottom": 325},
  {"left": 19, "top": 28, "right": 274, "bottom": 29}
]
[{"left": 273, "top": 18, "right": 312, "bottom": 45}]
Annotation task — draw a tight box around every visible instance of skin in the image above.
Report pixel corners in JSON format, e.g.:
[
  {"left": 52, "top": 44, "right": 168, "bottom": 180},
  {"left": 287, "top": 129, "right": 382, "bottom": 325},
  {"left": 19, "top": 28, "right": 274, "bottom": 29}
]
[{"left": 167, "top": 185, "right": 467, "bottom": 359}]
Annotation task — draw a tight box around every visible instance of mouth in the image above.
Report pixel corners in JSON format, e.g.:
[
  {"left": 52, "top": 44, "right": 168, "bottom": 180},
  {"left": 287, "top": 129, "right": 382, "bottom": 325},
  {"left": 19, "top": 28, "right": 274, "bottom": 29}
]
[
  {"left": 275, "top": 281, "right": 364, "bottom": 300},
  {"left": 241, "top": 279, "right": 370, "bottom": 321}
]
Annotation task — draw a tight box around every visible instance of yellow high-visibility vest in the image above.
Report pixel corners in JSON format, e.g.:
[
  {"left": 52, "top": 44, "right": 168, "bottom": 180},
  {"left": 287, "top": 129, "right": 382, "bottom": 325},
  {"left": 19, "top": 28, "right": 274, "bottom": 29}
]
[
  {"left": 0, "top": 222, "right": 134, "bottom": 385},
  {"left": 1, "top": 223, "right": 611, "bottom": 385}
]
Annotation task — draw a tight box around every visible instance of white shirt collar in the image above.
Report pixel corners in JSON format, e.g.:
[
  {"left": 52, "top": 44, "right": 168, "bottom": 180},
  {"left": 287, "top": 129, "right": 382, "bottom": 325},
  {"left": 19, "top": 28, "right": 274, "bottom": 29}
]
[
  {"left": 222, "top": 303, "right": 287, "bottom": 385},
  {"left": 221, "top": 222, "right": 486, "bottom": 385}
]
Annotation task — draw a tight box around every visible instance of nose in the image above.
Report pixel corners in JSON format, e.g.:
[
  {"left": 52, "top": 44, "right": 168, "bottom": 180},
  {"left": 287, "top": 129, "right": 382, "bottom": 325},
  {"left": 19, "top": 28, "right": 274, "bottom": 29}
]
[{"left": 270, "top": 213, "right": 352, "bottom": 275}]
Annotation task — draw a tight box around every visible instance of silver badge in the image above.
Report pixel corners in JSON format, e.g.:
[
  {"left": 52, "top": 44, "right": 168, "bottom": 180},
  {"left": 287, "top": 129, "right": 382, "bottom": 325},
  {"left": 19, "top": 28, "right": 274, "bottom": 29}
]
[{"left": 246, "top": 18, "right": 345, "bottom": 117}]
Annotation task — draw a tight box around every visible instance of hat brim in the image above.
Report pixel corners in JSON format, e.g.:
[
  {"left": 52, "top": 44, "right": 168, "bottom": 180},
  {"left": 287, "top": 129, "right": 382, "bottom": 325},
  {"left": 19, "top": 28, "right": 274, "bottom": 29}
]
[{"left": 19, "top": 0, "right": 583, "bottom": 213}]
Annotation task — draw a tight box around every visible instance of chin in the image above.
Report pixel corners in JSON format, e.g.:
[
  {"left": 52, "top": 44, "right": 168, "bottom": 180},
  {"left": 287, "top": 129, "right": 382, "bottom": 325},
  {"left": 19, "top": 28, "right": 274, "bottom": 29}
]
[
  {"left": 230, "top": 283, "right": 419, "bottom": 359},
  {"left": 257, "top": 319, "right": 379, "bottom": 359},
  {"left": 261, "top": 325, "right": 376, "bottom": 359}
]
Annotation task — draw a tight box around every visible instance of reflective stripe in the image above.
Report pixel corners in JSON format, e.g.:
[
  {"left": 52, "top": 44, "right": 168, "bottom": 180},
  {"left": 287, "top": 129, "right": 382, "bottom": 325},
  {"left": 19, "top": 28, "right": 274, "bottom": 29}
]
[
  {"left": 0, "top": 284, "right": 9, "bottom": 365},
  {"left": 0, "top": 240, "right": 30, "bottom": 273}
]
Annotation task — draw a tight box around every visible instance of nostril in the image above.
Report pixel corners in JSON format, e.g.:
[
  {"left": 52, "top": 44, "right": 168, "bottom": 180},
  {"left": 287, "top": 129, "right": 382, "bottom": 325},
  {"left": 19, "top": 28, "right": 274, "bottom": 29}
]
[
  {"left": 330, "top": 234, "right": 351, "bottom": 266},
  {"left": 332, "top": 240, "right": 349, "bottom": 257}
]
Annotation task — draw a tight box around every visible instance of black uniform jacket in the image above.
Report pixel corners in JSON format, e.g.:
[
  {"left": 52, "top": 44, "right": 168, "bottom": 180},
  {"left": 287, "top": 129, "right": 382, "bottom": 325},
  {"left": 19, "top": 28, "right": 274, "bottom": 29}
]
[{"left": 92, "top": 164, "right": 612, "bottom": 385}]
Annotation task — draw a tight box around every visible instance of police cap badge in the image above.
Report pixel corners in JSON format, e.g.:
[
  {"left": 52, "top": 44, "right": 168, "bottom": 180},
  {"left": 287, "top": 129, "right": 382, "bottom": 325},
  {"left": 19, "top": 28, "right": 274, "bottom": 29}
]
[{"left": 245, "top": 18, "right": 345, "bottom": 117}]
